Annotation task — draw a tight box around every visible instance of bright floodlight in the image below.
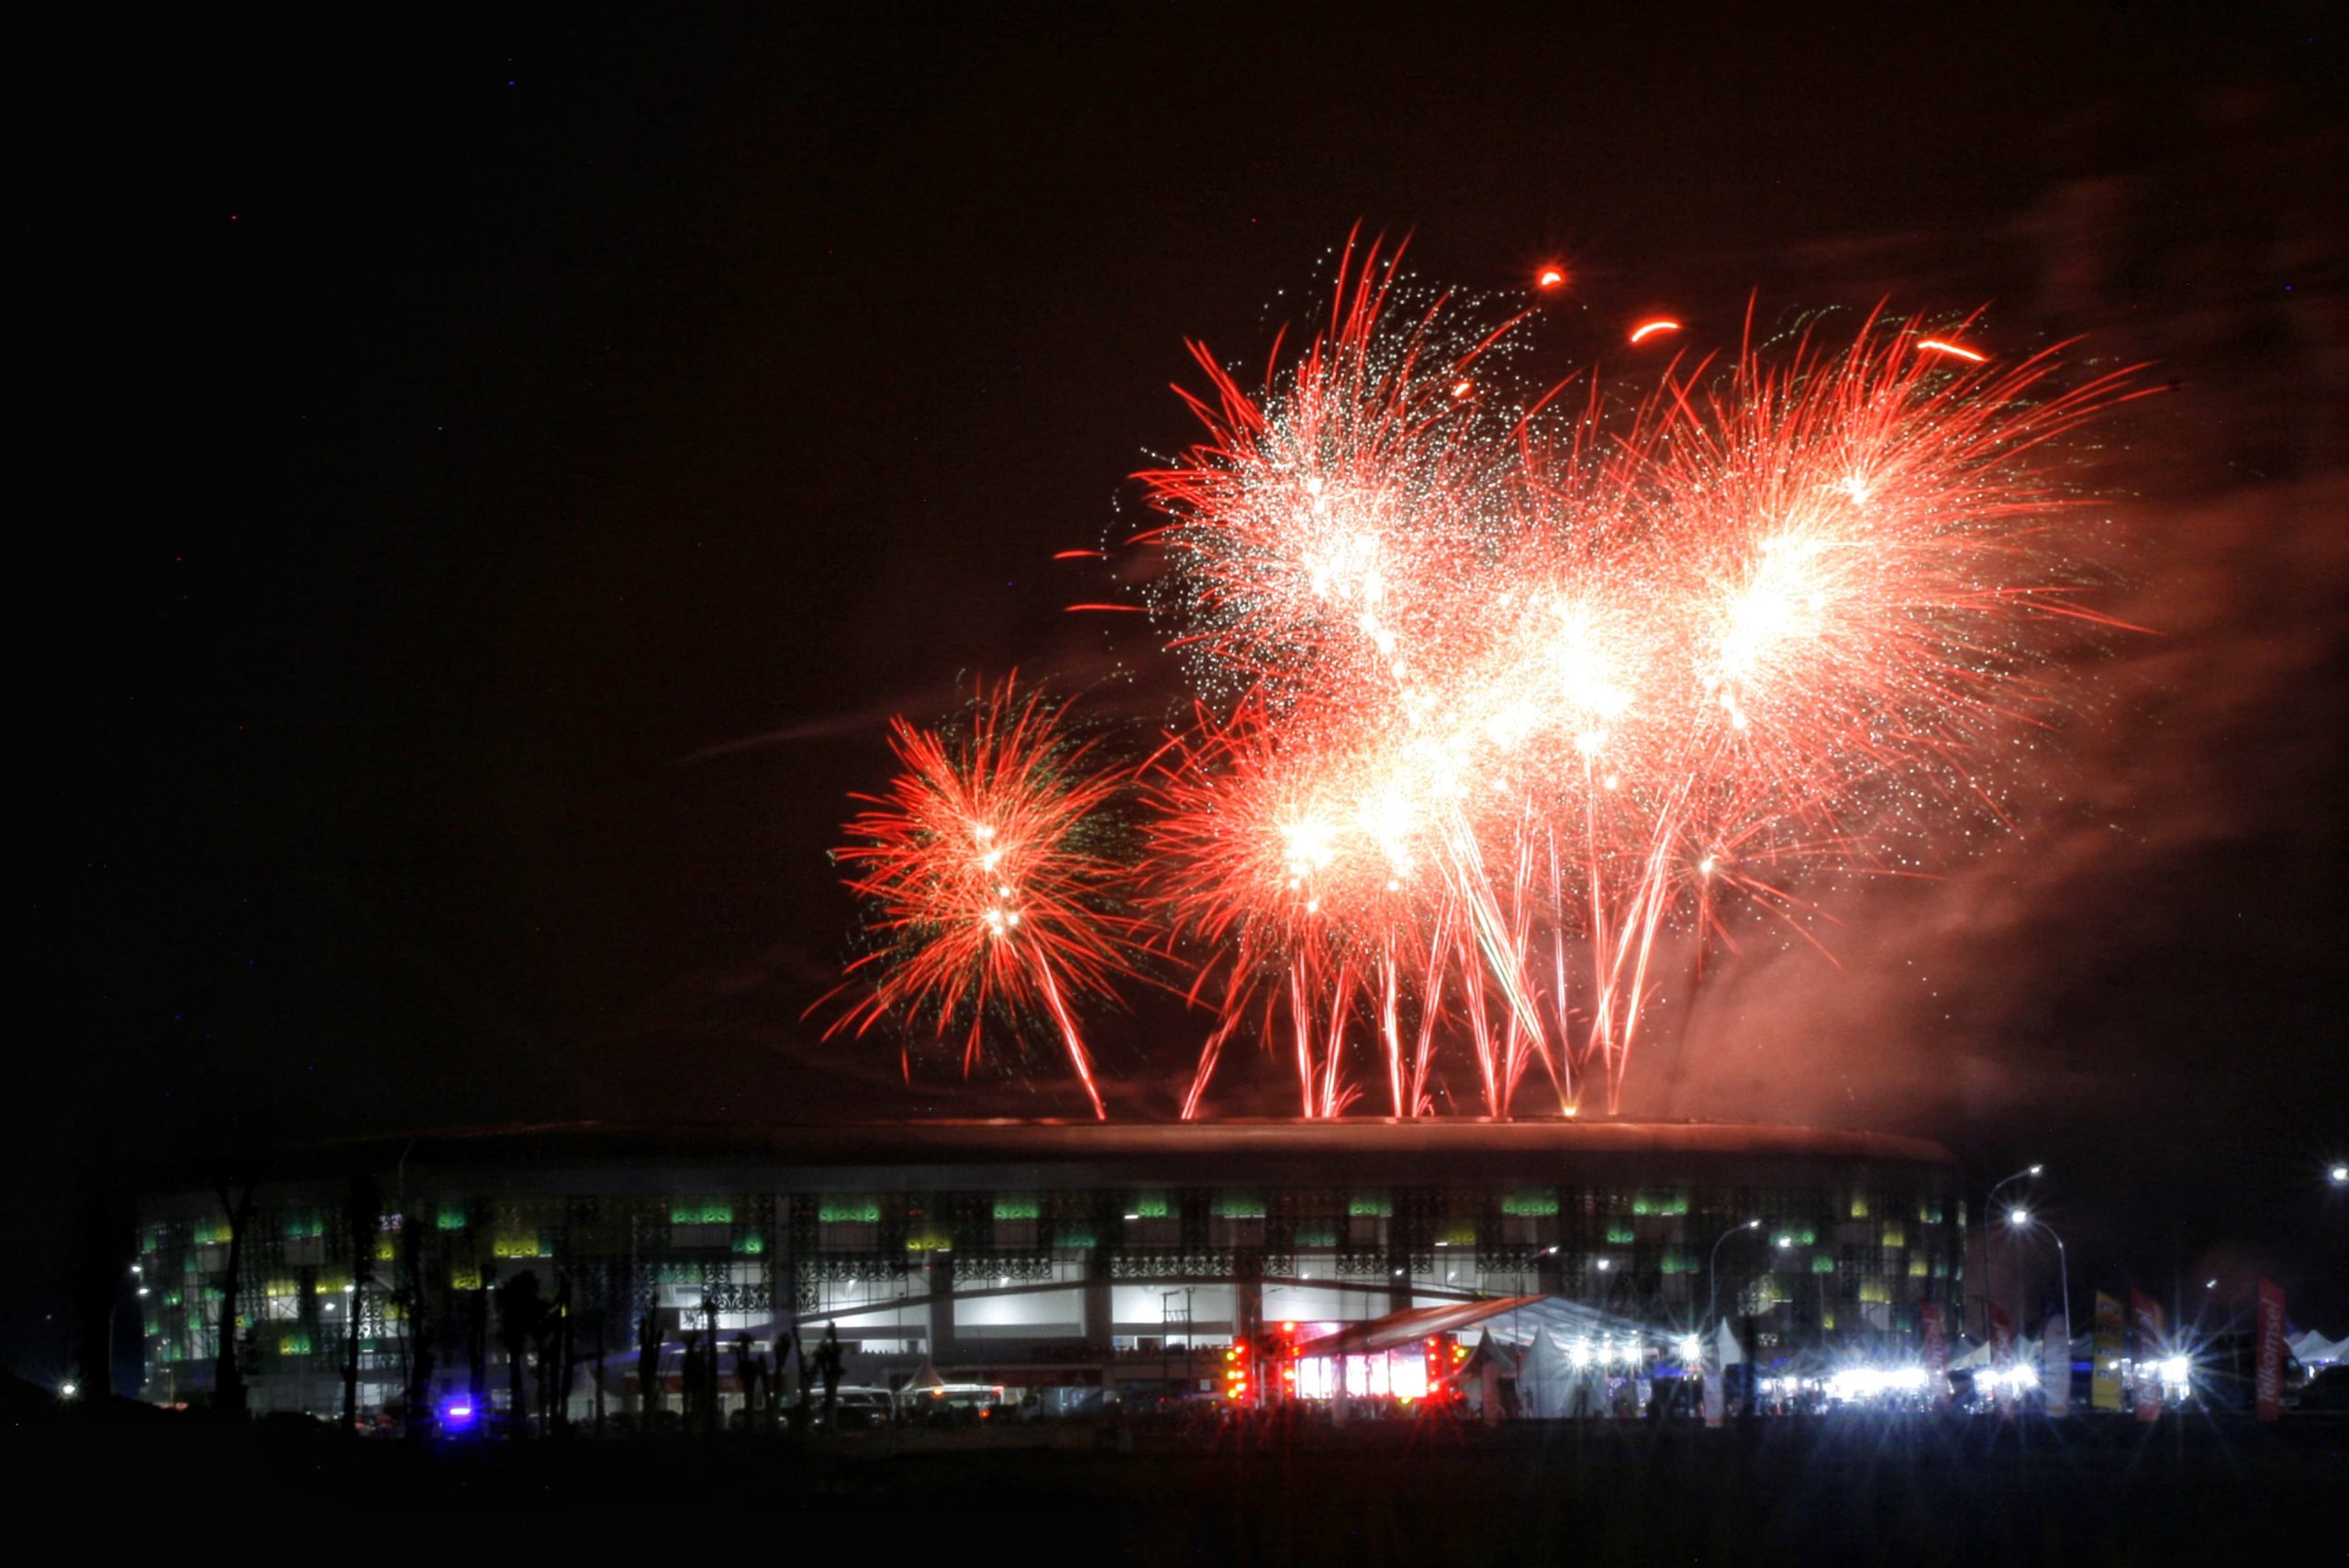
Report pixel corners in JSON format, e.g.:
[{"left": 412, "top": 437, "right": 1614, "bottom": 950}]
[
  {"left": 1679, "top": 1334, "right": 1704, "bottom": 1362},
  {"left": 1745, "top": 1218, "right": 1761, "bottom": 1229},
  {"left": 2332, "top": 1164, "right": 2347, "bottom": 1185},
  {"left": 1776, "top": 1235, "right": 1792, "bottom": 1250},
  {"left": 2009, "top": 1207, "right": 2030, "bottom": 1227},
  {"left": 2159, "top": 1356, "right": 2191, "bottom": 1387},
  {"left": 2029, "top": 1164, "right": 2043, "bottom": 1175},
  {"left": 59, "top": 1382, "right": 78, "bottom": 1400}
]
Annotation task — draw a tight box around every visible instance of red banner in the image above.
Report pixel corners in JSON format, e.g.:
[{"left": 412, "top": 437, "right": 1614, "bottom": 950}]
[
  {"left": 1920, "top": 1302, "right": 1950, "bottom": 1406},
  {"left": 1989, "top": 1304, "right": 2016, "bottom": 1416},
  {"left": 2255, "top": 1277, "right": 2286, "bottom": 1422},
  {"left": 2131, "top": 1290, "right": 2165, "bottom": 1422}
]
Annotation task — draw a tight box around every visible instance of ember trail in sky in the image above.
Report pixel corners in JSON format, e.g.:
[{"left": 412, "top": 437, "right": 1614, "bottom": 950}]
[{"left": 825, "top": 237, "right": 2149, "bottom": 1121}]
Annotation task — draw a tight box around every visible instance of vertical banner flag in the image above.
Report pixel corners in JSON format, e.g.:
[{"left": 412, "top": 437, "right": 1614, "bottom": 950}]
[
  {"left": 1920, "top": 1302, "right": 1951, "bottom": 1407},
  {"left": 1702, "top": 1333, "right": 1725, "bottom": 1429},
  {"left": 1989, "top": 1303, "right": 2016, "bottom": 1416},
  {"left": 2255, "top": 1277, "right": 2286, "bottom": 1422},
  {"left": 2131, "top": 1290, "right": 2165, "bottom": 1422},
  {"left": 2092, "top": 1292, "right": 2125, "bottom": 1411},
  {"left": 2043, "top": 1309, "right": 2071, "bottom": 1416}
]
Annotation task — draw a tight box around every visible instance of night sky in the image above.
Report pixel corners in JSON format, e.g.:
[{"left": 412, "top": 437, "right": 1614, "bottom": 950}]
[{"left": 25, "top": 5, "right": 2347, "bottom": 1375}]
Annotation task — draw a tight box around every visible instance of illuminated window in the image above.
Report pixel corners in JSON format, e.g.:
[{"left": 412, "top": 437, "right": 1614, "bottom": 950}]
[{"left": 1848, "top": 1195, "right": 1871, "bottom": 1220}]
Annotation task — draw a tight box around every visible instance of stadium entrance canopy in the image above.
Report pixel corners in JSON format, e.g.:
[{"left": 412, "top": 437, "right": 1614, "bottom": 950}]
[
  {"left": 1293, "top": 1296, "right": 1550, "bottom": 1359},
  {"left": 1291, "top": 1294, "right": 1675, "bottom": 1404},
  {"left": 1294, "top": 1295, "right": 1666, "bottom": 1361}
]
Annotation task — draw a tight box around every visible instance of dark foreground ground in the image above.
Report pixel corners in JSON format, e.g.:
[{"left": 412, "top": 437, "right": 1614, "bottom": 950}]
[{"left": 9, "top": 1404, "right": 2339, "bottom": 1563}]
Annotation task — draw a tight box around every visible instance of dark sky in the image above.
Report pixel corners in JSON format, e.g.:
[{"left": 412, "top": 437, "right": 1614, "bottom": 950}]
[{"left": 26, "top": 4, "right": 2347, "bottom": 1374}]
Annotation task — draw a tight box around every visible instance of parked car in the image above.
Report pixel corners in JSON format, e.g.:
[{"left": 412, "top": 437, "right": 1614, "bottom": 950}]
[
  {"left": 897, "top": 1383, "right": 1006, "bottom": 1427},
  {"left": 820, "top": 1386, "right": 896, "bottom": 1429}
]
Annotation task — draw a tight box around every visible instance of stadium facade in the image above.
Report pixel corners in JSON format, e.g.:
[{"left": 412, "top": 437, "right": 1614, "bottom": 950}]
[{"left": 129, "top": 1119, "right": 1965, "bottom": 1419}]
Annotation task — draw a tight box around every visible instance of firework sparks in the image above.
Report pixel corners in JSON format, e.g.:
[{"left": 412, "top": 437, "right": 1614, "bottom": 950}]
[
  {"left": 820, "top": 235, "right": 2145, "bottom": 1124},
  {"left": 1131, "top": 239, "right": 2146, "bottom": 1118},
  {"left": 815, "top": 676, "right": 1141, "bottom": 1118}
]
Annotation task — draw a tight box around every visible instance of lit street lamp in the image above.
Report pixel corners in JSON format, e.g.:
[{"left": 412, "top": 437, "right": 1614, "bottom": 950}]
[
  {"left": 1984, "top": 1165, "right": 2043, "bottom": 1337},
  {"left": 2005, "top": 1207, "right": 2072, "bottom": 1340}
]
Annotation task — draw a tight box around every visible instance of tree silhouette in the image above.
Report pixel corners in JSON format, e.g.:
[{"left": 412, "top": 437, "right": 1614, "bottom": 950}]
[
  {"left": 634, "top": 1303, "right": 662, "bottom": 1428},
  {"left": 494, "top": 1271, "right": 544, "bottom": 1434},
  {"left": 340, "top": 1172, "right": 381, "bottom": 1434},
  {"left": 393, "top": 1209, "right": 432, "bottom": 1437},
  {"left": 209, "top": 1173, "right": 259, "bottom": 1416}
]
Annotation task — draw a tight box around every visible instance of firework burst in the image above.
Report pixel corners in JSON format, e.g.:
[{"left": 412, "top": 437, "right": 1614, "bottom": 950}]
[
  {"left": 815, "top": 676, "right": 1141, "bottom": 1118},
  {"left": 818, "top": 233, "right": 2145, "bottom": 1122},
  {"left": 1132, "top": 237, "right": 2148, "bottom": 1118}
]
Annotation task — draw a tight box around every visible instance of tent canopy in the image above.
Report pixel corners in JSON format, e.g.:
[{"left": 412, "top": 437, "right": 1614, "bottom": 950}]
[{"left": 1294, "top": 1296, "right": 1547, "bottom": 1359}]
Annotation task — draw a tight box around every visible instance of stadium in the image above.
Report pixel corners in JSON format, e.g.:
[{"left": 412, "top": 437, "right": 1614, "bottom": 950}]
[{"left": 129, "top": 1120, "right": 1965, "bottom": 1421}]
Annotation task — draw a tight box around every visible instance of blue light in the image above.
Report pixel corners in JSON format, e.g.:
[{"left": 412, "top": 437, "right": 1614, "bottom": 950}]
[{"left": 440, "top": 1396, "right": 476, "bottom": 1429}]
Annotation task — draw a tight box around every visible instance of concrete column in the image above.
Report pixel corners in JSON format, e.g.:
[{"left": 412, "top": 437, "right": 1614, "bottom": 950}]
[
  {"left": 1083, "top": 1250, "right": 1112, "bottom": 1356},
  {"left": 927, "top": 1251, "right": 956, "bottom": 1366}
]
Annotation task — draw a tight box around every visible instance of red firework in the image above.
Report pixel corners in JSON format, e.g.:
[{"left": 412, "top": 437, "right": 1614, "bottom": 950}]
[
  {"left": 815, "top": 676, "right": 1140, "bottom": 1119},
  {"left": 1132, "top": 241, "right": 2150, "bottom": 1118}
]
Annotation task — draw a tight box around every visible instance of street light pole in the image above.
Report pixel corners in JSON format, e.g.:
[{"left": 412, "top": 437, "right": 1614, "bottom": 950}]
[
  {"left": 1707, "top": 1219, "right": 1761, "bottom": 1343},
  {"left": 2007, "top": 1208, "right": 2070, "bottom": 1333},
  {"left": 103, "top": 1264, "right": 146, "bottom": 1400},
  {"left": 1982, "top": 1166, "right": 2042, "bottom": 1338}
]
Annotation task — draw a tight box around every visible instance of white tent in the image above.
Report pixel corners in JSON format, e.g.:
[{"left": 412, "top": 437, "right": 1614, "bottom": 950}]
[
  {"left": 2289, "top": 1329, "right": 2344, "bottom": 1366},
  {"left": 1716, "top": 1320, "right": 1746, "bottom": 1368},
  {"left": 1518, "top": 1327, "right": 1571, "bottom": 1418},
  {"left": 1950, "top": 1336, "right": 2041, "bottom": 1372}
]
